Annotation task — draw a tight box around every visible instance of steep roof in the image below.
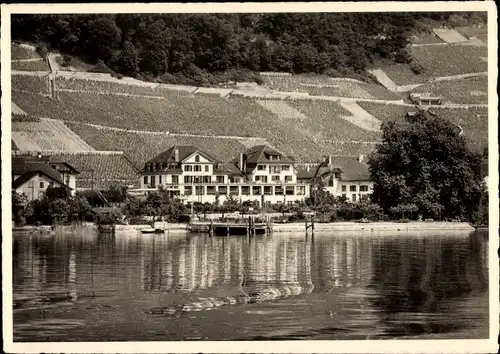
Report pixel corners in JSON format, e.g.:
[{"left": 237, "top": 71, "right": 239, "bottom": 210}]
[
  {"left": 330, "top": 156, "right": 371, "bottom": 181},
  {"left": 145, "top": 145, "right": 219, "bottom": 166},
  {"left": 296, "top": 156, "right": 370, "bottom": 182},
  {"left": 12, "top": 158, "right": 65, "bottom": 182},
  {"left": 214, "top": 163, "right": 244, "bottom": 177},
  {"left": 12, "top": 163, "right": 68, "bottom": 189},
  {"left": 242, "top": 145, "right": 295, "bottom": 165}
]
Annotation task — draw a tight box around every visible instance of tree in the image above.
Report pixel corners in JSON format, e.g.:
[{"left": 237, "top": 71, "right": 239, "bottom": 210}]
[
  {"left": 68, "top": 196, "right": 92, "bottom": 222},
  {"left": 368, "top": 110, "right": 484, "bottom": 221},
  {"left": 12, "top": 191, "right": 31, "bottom": 225},
  {"left": 45, "top": 186, "right": 71, "bottom": 200}
]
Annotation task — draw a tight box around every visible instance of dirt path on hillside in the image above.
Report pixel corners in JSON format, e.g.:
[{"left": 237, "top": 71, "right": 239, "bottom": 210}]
[{"left": 12, "top": 70, "right": 487, "bottom": 109}]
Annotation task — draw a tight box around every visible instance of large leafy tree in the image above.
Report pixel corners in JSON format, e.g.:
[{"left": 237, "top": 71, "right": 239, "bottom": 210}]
[{"left": 368, "top": 110, "right": 484, "bottom": 221}]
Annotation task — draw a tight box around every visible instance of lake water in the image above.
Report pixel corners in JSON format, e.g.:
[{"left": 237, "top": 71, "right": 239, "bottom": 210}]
[{"left": 12, "top": 227, "right": 489, "bottom": 341}]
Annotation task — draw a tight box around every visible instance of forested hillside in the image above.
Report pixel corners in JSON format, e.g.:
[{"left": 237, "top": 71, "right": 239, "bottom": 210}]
[{"left": 11, "top": 12, "right": 486, "bottom": 85}]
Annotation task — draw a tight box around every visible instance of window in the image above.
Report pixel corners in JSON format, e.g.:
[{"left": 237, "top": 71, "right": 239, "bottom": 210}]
[
  {"left": 285, "top": 175, "right": 293, "bottom": 183},
  {"left": 207, "top": 186, "right": 216, "bottom": 195},
  {"left": 272, "top": 175, "right": 280, "bottom": 182},
  {"left": 144, "top": 176, "right": 148, "bottom": 185},
  {"left": 171, "top": 175, "right": 179, "bottom": 184},
  {"left": 287, "top": 201, "right": 293, "bottom": 207},
  {"left": 151, "top": 176, "right": 156, "bottom": 187},
  {"left": 352, "top": 194, "right": 357, "bottom": 202},
  {"left": 205, "top": 165, "right": 209, "bottom": 172},
  {"left": 252, "top": 186, "right": 261, "bottom": 195},
  {"left": 285, "top": 186, "right": 294, "bottom": 195},
  {"left": 350, "top": 185, "right": 357, "bottom": 192},
  {"left": 184, "top": 176, "right": 192, "bottom": 184},
  {"left": 216, "top": 176, "right": 225, "bottom": 184},
  {"left": 360, "top": 185, "right": 368, "bottom": 192},
  {"left": 282, "top": 165, "right": 290, "bottom": 171},
  {"left": 264, "top": 186, "right": 272, "bottom": 195},
  {"left": 65, "top": 176, "right": 70, "bottom": 185},
  {"left": 194, "top": 165, "right": 201, "bottom": 172},
  {"left": 275, "top": 186, "right": 283, "bottom": 195},
  {"left": 203, "top": 176, "right": 211, "bottom": 184},
  {"left": 195, "top": 186, "right": 204, "bottom": 195},
  {"left": 342, "top": 193, "right": 346, "bottom": 199},
  {"left": 255, "top": 175, "right": 268, "bottom": 183},
  {"left": 257, "top": 165, "right": 266, "bottom": 171},
  {"left": 270, "top": 166, "right": 281, "bottom": 173},
  {"left": 49, "top": 181, "right": 54, "bottom": 188},
  {"left": 230, "top": 186, "right": 239, "bottom": 196},
  {"left": 241, "top": 186, "right": 250, "bottom": 195},
  {"left": 184, "top": 186, "right": 193, "bottom": 195},
  {"left": 39, "top": 181, "right": 44, "bottom": 189},
  {"left": 328, "top": 177, "right": 334, "bottom": 187},
  {"left": 265, "top": 201, "right": 272, "bottom": 208},
  {"left": 297, "top": 186, "right": 305, "bottom": 195},
  {"left": 184, "top": 165, "right": 192, "bottom": 172},
  {"left": 195, "top": 155, "right": 200, "bottom": 162},
  {"left": 342, "top": 185, "right": 346, "bottom": 192},
  {"left": 159, "top": 175, "right": 162, "bottom": 184},
  {"left": 218, "top": 186, "right": 227, "bottom": 195}
]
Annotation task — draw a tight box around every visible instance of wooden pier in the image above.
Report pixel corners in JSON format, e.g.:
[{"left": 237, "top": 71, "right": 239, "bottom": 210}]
[{"left": 187, "top": 217, "right": 272, "bottom": 236}]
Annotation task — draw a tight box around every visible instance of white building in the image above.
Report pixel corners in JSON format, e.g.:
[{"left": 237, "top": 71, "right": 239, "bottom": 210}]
[
  {"left": 12, "top": 156, "right": 77, "bottom": 200},
  {"left": 296, "top": 154, "right": 373, "bottom": 202},
  {"left": 134, "top": 145, "right": 310, "bottom": 207}
]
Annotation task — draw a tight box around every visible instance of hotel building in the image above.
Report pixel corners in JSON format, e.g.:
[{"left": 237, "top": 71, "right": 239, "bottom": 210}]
[{"left": 135, "top": 145, "right": 311, "bottom": 207}]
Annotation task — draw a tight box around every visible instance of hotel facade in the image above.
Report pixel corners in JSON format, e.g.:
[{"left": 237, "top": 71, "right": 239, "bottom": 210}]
[{"left": 134, "top": 145, "right": 373, "bottom": 206}]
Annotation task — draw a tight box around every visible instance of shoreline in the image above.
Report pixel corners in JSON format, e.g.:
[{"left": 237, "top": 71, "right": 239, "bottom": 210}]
[{"left": 13, "top": 221, "right": 477, "bottom": 233}]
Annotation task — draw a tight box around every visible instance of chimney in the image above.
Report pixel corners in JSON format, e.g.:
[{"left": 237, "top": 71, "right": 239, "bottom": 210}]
[
  {"left": 239, "top": 153, "right": 244, "bottom": 172},
  {"left": 358, "top": 154, "right": 364, "bottom": 163},
  {"left": 174, "top": 148, "right": 179, "bottom": 162}
]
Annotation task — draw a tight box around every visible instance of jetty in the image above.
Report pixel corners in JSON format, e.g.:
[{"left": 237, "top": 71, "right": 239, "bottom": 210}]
[{"left": 187, "top": 216, "right": 272, "bottom": 236}]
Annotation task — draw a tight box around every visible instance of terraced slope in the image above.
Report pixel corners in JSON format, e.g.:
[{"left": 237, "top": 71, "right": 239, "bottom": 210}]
[
  {"left": 12, "top": 117, "right": 95, "bottom": 152},
  {"left": 12, "top": 74, "right": 49, "bottom": 95},
  {"left": 411, "top": 45, "right": 487, "bottom": 77},
  {"left": 411, "top": 76, "right": 488, "bottom": 104},
  {"left": 51, "top": 152, "right": 139, "bottom": 189},
  {"left": 377, "top": 43, "right": 487, "bottom": 86},
  {"left": 65, "top": 122, "right": 269, "bottom": 167},
  {"left": 11, "top": 43, "right": 41, "bottom": 60},
  {"left": 11, "top": 60, "right": 49, "bottom": 72},
  {"left": 359, "top": 102, "right": 488, "bottom": 152},
  {"left": 287, "top": 100, "right": 381, "bottom": 140},
  {"left": 262, "top": 74, "right": 401, "bottom": 100},
  {"left": 11, "top": 74, "right": 487, "bottom": 168}
]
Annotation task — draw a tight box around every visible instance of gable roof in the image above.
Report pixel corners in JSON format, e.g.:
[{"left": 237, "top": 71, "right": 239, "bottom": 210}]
[
  {"left": 12, "top": 164, "right": 69, "bottom": 189},
  {"left": 48, "top": 159, "right": 80, "bottom": 174},
  {"left": 145, "top": 145, "right": 219, "bottom": 166},
  {"left": 243, "top": 145, "right": 295, "bottom": 165},
  {"left": 296, "top": 156, "right": 370, "bottom": 182},
  {"left": 329, "top": 156, "right": 370, "bottom": 181}
]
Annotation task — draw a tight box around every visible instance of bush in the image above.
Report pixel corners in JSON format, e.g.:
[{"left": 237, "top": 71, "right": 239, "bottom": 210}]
[
  {"left": 410, "top": 62, "right": 425, "bottom": 75},
  {"left": 36, "top": 44, "right": 48, "bottom": 59},
  {"left": 61, "top": 55, "right": 72, "bottom": 67},
  {"left": 89, "top": 59, "right": 114, "bottom": 74}
]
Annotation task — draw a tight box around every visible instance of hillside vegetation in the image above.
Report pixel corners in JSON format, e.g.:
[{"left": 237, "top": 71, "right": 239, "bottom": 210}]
[{"left": 11, "top": 12, "right": 485, "bottom": 85}]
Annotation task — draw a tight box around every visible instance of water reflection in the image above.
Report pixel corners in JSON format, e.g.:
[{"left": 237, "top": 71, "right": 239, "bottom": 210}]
[{"left": 12, "top": 228, "right": 489, "bottom": 341}]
